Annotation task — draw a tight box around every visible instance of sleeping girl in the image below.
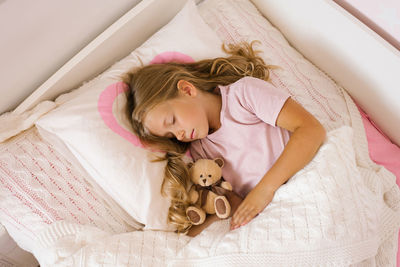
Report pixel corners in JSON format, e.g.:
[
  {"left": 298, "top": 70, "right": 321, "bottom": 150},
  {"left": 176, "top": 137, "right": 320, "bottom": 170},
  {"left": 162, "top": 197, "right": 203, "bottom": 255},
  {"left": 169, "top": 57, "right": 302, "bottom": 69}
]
[{"left": 124, "top": 41, "right": 326, "bottom": 236}]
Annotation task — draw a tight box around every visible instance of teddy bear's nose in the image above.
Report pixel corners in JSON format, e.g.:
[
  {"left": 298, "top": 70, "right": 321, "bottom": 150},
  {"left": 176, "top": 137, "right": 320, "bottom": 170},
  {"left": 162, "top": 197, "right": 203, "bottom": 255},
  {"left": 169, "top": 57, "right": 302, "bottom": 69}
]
[{"left": 202, "top": 179, "right": 207, "bottom": 185}]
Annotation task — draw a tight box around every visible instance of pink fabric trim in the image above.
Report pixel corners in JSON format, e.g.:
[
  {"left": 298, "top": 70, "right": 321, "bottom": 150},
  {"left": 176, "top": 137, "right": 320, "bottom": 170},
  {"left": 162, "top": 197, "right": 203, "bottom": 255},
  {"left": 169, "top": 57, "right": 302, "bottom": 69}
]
[
  {"left": 0, "top": 154, "right": 57, "bottom": 224},
  {"left": 98, "top": 82, "right": 144, "bottom": 148},
  {"left": 97, "top": 51, "right": 195, "bottom": 148},
  {"left": 358, "top": 106, "right": 400, "bottom": 181},
  {"left": 357, "top": 105, "right": 400, "bottom": 266},
  {"left": 16, "top": 143, "right": 84, "bottom": 224},
  {"left": 150, "top": 51, "right": 194, "bottom": 64},
  {"left": 97, "top": 52, "right": 195, "bottom": 157}
]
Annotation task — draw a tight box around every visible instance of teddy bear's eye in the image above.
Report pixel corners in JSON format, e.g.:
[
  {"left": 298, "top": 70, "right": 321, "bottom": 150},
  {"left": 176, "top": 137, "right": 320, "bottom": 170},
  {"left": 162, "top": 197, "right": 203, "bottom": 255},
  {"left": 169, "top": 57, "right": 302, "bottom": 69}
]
[
  {"left": 208, "top": 174, "right": 212, "bottom": 177},
  {"left": 200, "top": 174, "right": 203, "bottom": 178}
]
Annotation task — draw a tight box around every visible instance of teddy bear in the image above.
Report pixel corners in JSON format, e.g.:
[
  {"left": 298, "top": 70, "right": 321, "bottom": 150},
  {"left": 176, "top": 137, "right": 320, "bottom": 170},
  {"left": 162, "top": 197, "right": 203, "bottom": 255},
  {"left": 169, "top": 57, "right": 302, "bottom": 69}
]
[{"left": 186, "top": 158, "right": 233, "bottom": 225}]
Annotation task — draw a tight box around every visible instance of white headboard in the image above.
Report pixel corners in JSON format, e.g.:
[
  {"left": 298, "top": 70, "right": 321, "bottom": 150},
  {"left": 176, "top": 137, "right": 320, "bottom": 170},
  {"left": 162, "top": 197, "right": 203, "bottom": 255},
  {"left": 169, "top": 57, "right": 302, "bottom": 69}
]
[{"left": 13, "top": 0, "right": 400, "bottom": 146}]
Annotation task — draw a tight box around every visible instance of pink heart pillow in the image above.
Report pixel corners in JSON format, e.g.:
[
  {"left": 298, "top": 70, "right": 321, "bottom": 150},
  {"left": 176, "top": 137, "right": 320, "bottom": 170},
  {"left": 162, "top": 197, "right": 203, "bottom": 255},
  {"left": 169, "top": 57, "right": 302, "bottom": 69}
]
[
  {"left": 35, "top": 0, "right": 227, "bottom": 231},
  {"left": 97, "top": 51, "right": 194, "bottom": 150}
]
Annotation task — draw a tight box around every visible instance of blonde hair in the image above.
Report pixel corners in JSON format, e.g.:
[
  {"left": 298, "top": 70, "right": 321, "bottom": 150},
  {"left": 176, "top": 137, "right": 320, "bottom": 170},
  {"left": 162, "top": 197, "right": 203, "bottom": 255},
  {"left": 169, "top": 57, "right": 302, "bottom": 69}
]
[{"left": 124, "top": 41, "right": 275, "bottom": 233}]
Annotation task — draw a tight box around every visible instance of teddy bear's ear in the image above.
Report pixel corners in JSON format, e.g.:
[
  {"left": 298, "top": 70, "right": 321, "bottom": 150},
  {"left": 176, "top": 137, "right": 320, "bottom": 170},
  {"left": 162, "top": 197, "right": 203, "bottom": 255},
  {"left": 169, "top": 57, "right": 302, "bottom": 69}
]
[
  {"left": 187, "top": 162, "right": 194, "bottom": 169},
  {"left": 214, "top": 158, "right": 224, "bottom": 168}
]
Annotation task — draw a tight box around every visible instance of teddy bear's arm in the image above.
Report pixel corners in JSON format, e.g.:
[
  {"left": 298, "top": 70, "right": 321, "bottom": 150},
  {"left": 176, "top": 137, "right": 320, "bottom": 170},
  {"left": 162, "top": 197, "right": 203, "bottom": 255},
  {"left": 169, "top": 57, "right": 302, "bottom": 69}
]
[
  {"left": 188, "top": 185, "right": 199, "bottom": 203},
  {"left": 221, "top": 181, "right": 232, "bottom": 191}
]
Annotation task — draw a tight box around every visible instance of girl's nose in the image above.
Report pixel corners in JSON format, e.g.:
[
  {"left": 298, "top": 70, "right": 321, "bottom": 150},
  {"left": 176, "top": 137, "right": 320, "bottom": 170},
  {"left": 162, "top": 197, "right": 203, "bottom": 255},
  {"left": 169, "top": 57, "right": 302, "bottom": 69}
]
[{"left": 176, "top": 130, "right": 185, "bottom": 141}]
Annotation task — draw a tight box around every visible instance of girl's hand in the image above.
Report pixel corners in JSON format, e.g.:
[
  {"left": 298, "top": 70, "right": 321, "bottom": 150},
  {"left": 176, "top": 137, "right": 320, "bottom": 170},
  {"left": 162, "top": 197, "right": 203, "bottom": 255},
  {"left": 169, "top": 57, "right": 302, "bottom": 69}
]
[{"left": 230, "top": 185, "right": 275, "bottom": 230}]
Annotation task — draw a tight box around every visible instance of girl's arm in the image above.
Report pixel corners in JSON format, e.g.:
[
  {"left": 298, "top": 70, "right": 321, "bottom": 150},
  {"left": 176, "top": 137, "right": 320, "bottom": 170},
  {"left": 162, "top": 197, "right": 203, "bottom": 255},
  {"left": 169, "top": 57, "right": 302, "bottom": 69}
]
[
  {"left": 230, "top": 98, "right": 326, "bottom": 230},
  {"left": 187, "top": 190, "right": 243, "bottom": 237}
]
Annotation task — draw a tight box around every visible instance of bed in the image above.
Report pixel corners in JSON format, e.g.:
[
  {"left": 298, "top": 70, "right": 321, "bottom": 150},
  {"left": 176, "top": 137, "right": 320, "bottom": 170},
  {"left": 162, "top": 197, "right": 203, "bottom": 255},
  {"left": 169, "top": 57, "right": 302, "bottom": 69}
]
[{"left": 1, "top": 0, "right": 399, "bottom": 266}]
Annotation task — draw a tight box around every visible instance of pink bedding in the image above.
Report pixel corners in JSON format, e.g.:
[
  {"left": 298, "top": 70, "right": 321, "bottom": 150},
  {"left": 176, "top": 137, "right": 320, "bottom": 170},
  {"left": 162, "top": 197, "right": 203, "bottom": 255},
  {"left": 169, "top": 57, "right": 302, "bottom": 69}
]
[{"left": 358, "top": 105, "right": 400, "bottom": 266}]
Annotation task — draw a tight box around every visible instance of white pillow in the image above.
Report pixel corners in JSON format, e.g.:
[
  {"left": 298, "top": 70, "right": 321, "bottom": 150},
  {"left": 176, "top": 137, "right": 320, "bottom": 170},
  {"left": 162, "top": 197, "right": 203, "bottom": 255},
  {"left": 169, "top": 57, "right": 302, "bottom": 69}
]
[{"left": 35, "top": 0, "right": 226, "bottom": 231}]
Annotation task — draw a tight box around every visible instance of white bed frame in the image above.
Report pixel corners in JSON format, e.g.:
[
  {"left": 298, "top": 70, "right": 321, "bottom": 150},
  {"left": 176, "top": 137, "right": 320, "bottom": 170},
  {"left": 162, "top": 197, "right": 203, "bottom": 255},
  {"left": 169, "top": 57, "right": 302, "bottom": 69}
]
[
  {"left": 13, "top": 0, "right": 400, "bottom": 147},
  {"left": 3, "top": 0, "right": 400, "bottom": 265}
]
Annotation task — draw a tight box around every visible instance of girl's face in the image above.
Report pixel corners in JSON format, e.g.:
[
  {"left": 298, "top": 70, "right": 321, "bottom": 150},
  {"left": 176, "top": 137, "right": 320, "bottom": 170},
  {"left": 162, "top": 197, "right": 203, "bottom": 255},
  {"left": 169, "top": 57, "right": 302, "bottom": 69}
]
[{"left": 143, "top": 82, "right": 212, "bottom": 142}]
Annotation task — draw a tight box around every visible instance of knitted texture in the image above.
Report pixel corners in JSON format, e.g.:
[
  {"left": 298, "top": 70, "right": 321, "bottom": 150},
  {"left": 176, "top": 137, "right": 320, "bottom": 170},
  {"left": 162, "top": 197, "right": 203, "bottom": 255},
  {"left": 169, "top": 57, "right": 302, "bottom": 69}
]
[
  {"left": 198, "top": 0, "right": 400, "bottom": 264},
  {"left": 32, "top": 128, "right": 399, "bottom": 266},
  {"left": 0, "top": 101, "right": 55, "bottom": 143},
  {"left": 0, "top": 127, "right": 139, "bottom": 253},
  {"left": 198, "top": 0, "right": 351, "bottom": 133}
]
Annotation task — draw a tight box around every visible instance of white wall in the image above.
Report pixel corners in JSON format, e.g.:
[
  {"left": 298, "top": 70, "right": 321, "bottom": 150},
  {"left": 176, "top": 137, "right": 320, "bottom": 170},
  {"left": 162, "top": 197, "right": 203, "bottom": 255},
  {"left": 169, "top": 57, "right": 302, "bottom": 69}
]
[
  {"left": 333, "top": 0, "right": 400, "bottom": 51},
  {"left": 0, "top": 0, "right": 141, "bottom": 114}
]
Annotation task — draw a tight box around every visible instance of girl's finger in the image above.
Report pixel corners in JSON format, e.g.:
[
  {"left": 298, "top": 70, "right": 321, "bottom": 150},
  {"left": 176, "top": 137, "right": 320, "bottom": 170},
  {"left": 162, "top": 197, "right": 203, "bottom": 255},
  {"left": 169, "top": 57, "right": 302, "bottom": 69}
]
[
  {"left": 241, "top": 212, "right": 255, "bottom": 226},
  {"left": 231, "top": 207, "right": 247, "bottom": 228},
  {"left": 232, "top": 204, "right": 247, "bottom": 223},
  {"left": 232, "top": 213, "right": 242, "bottom": 227},
  {"left": 235, "top": 207, "right": 253, "bottom": 226},
  {"left": 231, "top": 215, "right": 242, "bottom": 229},
  {"left": 240, "top": 206, "right": 258, "bottom": 224}
]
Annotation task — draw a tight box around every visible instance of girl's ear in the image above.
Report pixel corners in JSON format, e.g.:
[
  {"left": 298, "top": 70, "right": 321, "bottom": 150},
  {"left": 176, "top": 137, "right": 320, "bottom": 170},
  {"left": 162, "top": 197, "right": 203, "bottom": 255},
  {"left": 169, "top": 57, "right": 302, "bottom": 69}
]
[{"left": 177, "top": 80, "right": 197, "bottom": 97}]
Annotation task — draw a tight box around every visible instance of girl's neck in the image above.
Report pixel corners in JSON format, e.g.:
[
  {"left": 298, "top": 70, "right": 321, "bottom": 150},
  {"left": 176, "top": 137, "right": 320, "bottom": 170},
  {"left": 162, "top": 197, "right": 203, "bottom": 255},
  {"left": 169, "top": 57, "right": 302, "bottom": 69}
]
[{"left": 202, "top": 90, "right": 222, "bottom": 134}]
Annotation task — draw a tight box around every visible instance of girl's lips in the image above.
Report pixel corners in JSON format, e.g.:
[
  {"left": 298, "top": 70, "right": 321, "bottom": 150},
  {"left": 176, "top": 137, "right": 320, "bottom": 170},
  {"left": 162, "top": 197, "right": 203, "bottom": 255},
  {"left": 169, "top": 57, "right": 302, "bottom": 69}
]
[{"left": 191, "top": 129, "right": 194, "bottom": 139}]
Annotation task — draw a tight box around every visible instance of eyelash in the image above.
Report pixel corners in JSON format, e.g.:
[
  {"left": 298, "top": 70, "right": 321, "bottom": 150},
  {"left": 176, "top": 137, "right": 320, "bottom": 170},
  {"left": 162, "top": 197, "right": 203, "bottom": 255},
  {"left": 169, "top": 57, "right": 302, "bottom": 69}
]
[{"left": 165, "top": 116, "right": 175, "bottom": 139}]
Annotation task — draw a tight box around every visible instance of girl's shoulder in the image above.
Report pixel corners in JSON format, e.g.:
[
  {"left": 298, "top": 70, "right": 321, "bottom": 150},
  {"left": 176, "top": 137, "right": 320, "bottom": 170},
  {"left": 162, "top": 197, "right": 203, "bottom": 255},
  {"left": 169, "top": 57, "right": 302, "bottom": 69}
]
[
  {"left": 223, "top": 76, "right": 290, "bottom": 111},
  {"left": 224, "top": 76, "right": 277, "bottom": 96},
  {"left": 227, "top": 76, "right": 273, "bottom": 91}
]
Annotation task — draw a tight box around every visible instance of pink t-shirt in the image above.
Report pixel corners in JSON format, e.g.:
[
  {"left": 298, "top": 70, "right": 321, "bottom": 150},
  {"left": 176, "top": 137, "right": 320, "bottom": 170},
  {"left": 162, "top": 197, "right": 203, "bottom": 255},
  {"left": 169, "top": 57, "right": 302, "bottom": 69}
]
[{"left": 190, "top": 76, "right": 291, "bottom": 198}]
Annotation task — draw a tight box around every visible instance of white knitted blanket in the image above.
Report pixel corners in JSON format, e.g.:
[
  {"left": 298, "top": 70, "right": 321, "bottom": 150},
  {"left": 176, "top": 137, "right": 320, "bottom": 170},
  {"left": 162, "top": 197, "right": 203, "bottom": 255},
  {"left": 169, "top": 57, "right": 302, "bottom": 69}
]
[{"left": 32, "top": 94, "right": 400, "bottom": 266}]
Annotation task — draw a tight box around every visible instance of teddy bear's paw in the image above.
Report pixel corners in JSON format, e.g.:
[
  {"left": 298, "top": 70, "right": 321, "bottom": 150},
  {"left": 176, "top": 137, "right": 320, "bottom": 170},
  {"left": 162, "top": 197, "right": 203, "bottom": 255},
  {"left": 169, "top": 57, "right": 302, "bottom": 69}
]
[
  {"left": 186, "top": 206, "right": 206, "bottom": 225},
  {"left": 214, "top": 196, "right": 231, "bottom": 219},
  {"left": 221, "top": 181, "right": 232, "bottom": 191}
]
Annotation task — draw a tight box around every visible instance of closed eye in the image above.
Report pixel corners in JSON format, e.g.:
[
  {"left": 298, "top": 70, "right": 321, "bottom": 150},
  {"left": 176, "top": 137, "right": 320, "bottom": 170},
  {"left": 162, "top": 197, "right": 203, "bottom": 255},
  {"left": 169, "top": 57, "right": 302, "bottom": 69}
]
[
  {"left": 166, "top": 115, "right": 175, "bottom": 138},
  {"left": 165, "top": 132, "right": 174, "bottom": 139}
]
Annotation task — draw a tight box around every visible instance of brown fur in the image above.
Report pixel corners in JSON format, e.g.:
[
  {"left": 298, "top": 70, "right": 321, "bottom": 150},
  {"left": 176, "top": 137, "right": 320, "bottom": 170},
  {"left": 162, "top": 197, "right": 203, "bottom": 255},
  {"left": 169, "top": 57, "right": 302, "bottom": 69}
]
[{"left": 186, "top": 158, "right": 233, "bottom": 225}]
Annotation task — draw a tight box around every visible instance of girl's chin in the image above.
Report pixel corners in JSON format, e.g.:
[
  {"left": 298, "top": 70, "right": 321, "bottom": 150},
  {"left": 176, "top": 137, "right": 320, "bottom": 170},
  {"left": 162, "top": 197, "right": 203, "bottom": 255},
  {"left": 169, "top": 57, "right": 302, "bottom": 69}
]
[{"left": 208, "top": 128, "right": 216, "bottom": 135}]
